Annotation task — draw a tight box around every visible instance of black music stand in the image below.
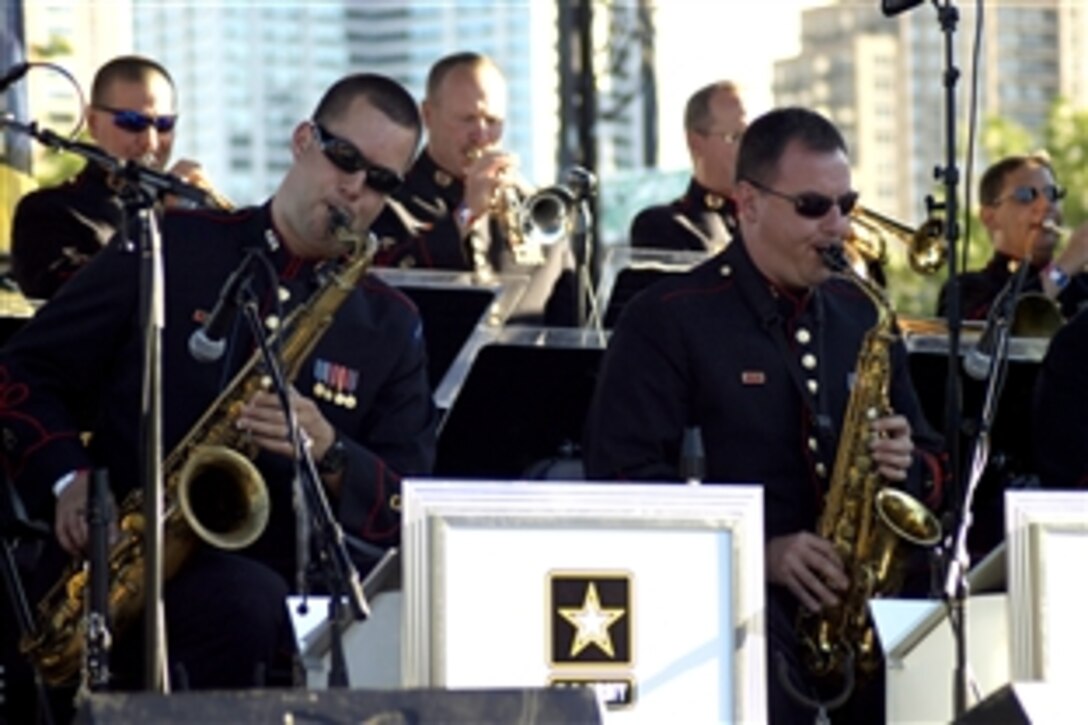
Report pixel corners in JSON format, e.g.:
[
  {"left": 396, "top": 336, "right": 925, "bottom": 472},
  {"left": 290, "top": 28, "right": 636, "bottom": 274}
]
[
  {"left": 434, "top": 327, "right": 605, "bottom": 479},
  {"left": 595, "top": 246, "right": 709, "bottom": 328}
]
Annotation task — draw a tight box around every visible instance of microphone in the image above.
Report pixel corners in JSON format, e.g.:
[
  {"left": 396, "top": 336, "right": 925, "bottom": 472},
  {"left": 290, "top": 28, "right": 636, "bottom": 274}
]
[
  {"left": 962, "top": 317, "right": 999, "bottom": 382},
  {"left": 962, "top": 265, "right": 1028, "bottom": 381},
  {"left": 881, "top": 0, "right": 925, "bottom": 17},
  {"left": 680, "top": 426, "right": 706, "bottom": 486},
  {"left": 188, "top": 255, "right": 253, "bottom": 363},
  {"left": 0, "top": 63, "right": 29, "bottom": 93}
]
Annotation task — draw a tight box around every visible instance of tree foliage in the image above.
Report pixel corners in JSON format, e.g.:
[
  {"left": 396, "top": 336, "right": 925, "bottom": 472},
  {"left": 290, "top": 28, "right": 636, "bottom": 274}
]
[{"left": 886, "top": 98, "right": 1088, "bottom": 317}]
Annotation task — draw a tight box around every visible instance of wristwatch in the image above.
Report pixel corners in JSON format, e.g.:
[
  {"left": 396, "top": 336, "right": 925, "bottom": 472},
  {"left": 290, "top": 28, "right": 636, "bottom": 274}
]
[
  {"left": 1045, "top": 263, "right": 1071, "bottom": 292},
  {"left": 317, "top": 433, "right": 347, "bottom": 476}
]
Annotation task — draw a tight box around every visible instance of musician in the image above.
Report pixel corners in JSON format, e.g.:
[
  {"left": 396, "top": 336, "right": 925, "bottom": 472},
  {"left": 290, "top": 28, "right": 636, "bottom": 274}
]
[
  {"left": 10, "top": 54, "right": 222, "bottom": 300},
  {"left": 628, "top": 81, "right": 745, "bottom": 252},
  {"left": 371, "top": 51, "right": 578, "bottom": 325},
  {"left": 1032, "top": 300, "right": 1088, "bottom": 488},
  {"left": 584, "top": 107, "right": 943, "bottom": 724},
  {"left": 0, "top": 73, "right": 436, "bottom": 706},
  {"left": 936, "top": 153, "right": 1088, "bottom": 320}
]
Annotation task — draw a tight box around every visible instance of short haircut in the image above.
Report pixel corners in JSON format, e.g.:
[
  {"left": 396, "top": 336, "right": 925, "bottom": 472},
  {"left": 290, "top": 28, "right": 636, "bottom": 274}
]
[
  {"left": 684, "top": 81, "right": 738, "bottom": 133},
  {"left": 979, "top": 153, "right": 1054, "bottom": 206},
  {"left": 90, "top": 55, "right": 174, "bottom": 107},
  {"left": 735, "top": 107, "right": 847, "bottom": 186},
  {"left": 425, "top": 51, "right": 498, "bottom": 101},
  {"left": 312, "top": 73, "right": 422, "bottom": 145}
]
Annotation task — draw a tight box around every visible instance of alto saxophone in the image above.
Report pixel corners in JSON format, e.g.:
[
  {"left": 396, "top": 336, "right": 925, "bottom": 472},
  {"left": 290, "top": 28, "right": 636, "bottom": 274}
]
[
  {"left": 22, "top": 211, "right": 374, "bottom": 686},
  {"left": 790, "top": 246, "right": 941, "bottom": 701}
]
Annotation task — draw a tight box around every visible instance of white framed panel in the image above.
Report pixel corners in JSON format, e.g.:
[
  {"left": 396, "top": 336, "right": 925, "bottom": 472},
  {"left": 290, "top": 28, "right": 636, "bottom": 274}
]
[
  {"left": 402, "top": 480, "right": 766, "bottom": 724},
  {"left": 1005, "top": 490, "right": 1088, "bottom": 682}
]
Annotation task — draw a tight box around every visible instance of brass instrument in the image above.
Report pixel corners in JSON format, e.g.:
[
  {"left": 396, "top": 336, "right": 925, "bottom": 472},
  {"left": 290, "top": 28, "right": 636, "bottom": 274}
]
[
  {"left": 789, "top": 246, "right": 942, "bottom": 702},
  {"left": 22, "top": 213, "right": 374, "bottom": 685},
  {"left": 469, "top": 148, "right": 577, "bottom": 254},
  {"left": 848, "top": 206, "right": 946, "bottom": 275}
]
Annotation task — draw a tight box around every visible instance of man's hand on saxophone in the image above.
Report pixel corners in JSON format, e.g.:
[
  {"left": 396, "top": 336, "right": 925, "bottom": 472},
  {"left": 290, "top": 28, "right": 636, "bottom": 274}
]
[
  {"left": 767, "top": 532, "right": 848, "bottom": 614},
  {"left": 869, "top": 414, "right": 914, "bottom": 482},
  {"left": 236, "top": 386, "right": 343, "bottom": 493}
]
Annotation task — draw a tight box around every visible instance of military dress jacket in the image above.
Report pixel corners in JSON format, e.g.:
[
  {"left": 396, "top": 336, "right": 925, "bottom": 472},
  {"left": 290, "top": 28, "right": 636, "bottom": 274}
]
[
  {"left": 937, "top": 251, "right": 1088, "bottom": 321},
  {"left": 0, "top": 202, "right": 438, "bottom": 574},
  {"left": 11, "top": 164, "right": 124, "bottom": 300},
  {"left": 1032, "top": 306, "right": 1088, "bottom": 488},
  {"left": 628, "top": 178, "right": 736, "bottom": 253},
  {"left": 584, "top": 235, "right": 943, "bottom": 540}
]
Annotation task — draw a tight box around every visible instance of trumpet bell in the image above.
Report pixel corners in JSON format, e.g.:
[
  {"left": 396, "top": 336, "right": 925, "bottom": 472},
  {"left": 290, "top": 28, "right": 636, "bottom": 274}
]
[{"left": 847, "top": 206, "right": 947, "bottom": 276}]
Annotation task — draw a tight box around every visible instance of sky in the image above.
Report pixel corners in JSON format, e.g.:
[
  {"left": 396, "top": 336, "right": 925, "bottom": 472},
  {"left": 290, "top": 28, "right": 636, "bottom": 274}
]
[{"left": 653, "top": 0, "right": 826, "bottom": 170}]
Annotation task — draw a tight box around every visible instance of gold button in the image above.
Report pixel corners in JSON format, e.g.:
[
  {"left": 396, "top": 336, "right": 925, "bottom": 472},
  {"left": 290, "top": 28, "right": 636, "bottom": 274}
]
[
  {"left": 802, "top": 353, "right": 817, "bottom": 370},
  {"left": 390, "top": 493, "right": 402, "bottom": 511},
  {"left": 795, "top": 328, "right": 811, "bottom": 344},
  {"left": 264, "top": 315, "right": 280, "bottom": 331},
  {"left": 808, "top": 437, "right": 819, "bottom": 452},
  {"left": 807, "top": 379, "right": 819, "bottom": 394},
  {"left": 720, "top": 264, "right": 732, "bottom": 277},
  {"left": 705, "top": 193, "right": 724, "bottom": 210},
  {"left": 815, "top": 462, "right": 827, "bottom": 478},
  {"left": 278, "top": 286, "right": 291, "bottom": 303},
  {"left": 434, "top": 169, "right": 452, "bottom": 187}
]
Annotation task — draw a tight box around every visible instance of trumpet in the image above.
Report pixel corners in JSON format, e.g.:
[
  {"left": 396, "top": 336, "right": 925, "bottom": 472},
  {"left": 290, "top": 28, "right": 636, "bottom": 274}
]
[
  {"left": 468, "top": 147, "right": 579, "bottom": 251},
  {"left": 847, "top": 205, "right": 947, "bottom": 275}
]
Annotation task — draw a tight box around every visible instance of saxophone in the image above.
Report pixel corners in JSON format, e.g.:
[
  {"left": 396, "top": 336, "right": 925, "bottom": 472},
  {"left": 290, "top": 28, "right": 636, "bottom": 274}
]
[
  {"left": 22, "top": 212, "right": 375, "bottom": 686},
  {"left": 793, "top": 247, "right": 941, "bottom": 697}
]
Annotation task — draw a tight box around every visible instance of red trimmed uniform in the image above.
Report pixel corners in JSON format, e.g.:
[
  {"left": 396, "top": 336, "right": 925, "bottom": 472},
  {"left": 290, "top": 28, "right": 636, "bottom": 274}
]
[
  {"left": 936, "top": 250, "right": 1088, "bottom": 320},
  {"left": 628, "top": 177, "right": 736, "bottom": 252},
  {"left": 583, "top": 234, "right": 943, "bottom": 724},
  {"left": 0, "top": 201, "right": 437, "bottom": 691}
]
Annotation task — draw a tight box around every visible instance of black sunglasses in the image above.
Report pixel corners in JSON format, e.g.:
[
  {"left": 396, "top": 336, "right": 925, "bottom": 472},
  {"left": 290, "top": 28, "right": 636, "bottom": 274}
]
[
  {"left": 311, "top": 121, "right": 403, "bottom": 194},
  {"left": 93, "top": 104, "right": 177, "bottom": 133},
  {"left": 995, "top": 184, "right": 1066, "bottom": 206},
  {"left": 743, "top": 177, "right": 859, "bottom": 219}
]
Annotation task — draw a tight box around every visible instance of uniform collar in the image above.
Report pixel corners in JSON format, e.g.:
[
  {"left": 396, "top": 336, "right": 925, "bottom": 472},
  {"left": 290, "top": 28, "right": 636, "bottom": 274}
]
[
  {"left": 409, "top": 149, "right": 465, "bottom": 206},
  {"left": 684, "top": 177, "right": 734, "bottom": 215},
  {"left": 726, "top": 234, "right": 816, "bottom": 328}
]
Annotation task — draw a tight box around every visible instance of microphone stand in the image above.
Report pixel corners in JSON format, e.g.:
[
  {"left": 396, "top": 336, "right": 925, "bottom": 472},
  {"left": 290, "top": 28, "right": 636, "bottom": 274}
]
[
  {"left": 81, "top": 470, "right": 113, "bottom": 694},
  {"left": 944, "top": 259, "right": 1028, "bottom": 717},
  {"left": 0, "top": 116, "right": 217, "bottom": 693},
  {"left": 237, "top": 296, "right": 369, "bottom": 689}
]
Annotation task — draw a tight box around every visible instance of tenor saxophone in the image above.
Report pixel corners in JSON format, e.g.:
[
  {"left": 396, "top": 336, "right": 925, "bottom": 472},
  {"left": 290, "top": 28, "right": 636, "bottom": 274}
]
[
  {"left": 792, "top": 246, "right": 941, "bottom": 697},
  {"left": 22, "top": 212, "right": 374, "bottom": 686}
]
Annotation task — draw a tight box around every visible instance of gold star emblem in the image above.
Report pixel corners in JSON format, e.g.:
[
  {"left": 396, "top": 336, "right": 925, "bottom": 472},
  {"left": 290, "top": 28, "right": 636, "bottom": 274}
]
[{"left": 558, "top": 582, "right": 626, "bottom": 658}]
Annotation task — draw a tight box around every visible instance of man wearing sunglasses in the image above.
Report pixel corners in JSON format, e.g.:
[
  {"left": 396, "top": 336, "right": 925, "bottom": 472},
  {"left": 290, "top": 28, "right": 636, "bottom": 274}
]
[
  {"left": 585, "top": 107, "right": 943, "bottom": 724},
  {"left": 371, "top": 51, "right": 578, "bottom": 326},
  {"left": 629, "top": 81, "right": 746, "bottom": 252},
  {"left": 10, "top": 54, "right": 221, "bottom": 299},
  {"left": 0, "top": 73, "right": 436, "bottom": 711},
  {"left": 936, "top": 153, "right": 1088, "bottom": 320}
]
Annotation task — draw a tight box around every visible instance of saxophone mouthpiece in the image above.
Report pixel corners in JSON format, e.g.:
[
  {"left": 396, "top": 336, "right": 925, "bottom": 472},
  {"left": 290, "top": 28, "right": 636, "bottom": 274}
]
[{"left": 820, "top": 245, "right": 849, "bottom": 272}]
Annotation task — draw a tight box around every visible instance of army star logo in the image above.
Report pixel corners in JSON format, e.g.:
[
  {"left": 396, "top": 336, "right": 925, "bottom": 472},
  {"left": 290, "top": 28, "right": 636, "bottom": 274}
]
[{"left": 550, "top": 572, "right": 632, "bottom": 666}]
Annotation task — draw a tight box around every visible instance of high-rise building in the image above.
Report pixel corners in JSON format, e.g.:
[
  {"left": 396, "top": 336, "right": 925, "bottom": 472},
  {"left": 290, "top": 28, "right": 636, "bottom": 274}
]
[
  {"left": 135, "top": 2, "right": 349, "bottom": 205},
  {"left": 134, "top": 1, "right": 652, "bottom": 210},
  {"left": 774, "top": 0, "right": 1087, "bottom": 222}
]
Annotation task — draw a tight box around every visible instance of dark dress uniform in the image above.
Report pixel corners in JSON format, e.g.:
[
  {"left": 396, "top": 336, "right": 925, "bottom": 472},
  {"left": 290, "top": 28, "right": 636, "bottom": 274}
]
[
  {"left": 936, "top": 251, "right": 1088, "bottom": 320},
  {"left": 1032, "top": 306, "right": 1088, "bottom": 488},
  {"left": 628, "top": 178, "right": 735, "bottom": 252},
  {"left": 10, "top": 164, "right": 124, "bottom": 300},
  {"left": 371, "top": 151, "right": 579, "bottom": 326},
  {"left": 0, "top": 202, "right": 437, "bottom": 691},
  {"left": 583, "top": 236, "right": 943, "bottom": 724}
]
